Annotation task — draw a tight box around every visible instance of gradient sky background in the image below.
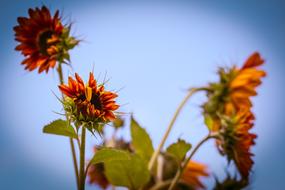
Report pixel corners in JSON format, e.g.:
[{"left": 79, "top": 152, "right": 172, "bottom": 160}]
[{"left": 1, "top": 0, "right": 285, "bottom": 189}]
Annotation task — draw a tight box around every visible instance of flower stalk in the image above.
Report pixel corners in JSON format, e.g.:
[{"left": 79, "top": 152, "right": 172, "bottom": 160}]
[
  {"left": 57, "top": 63, "right": 80, "bottom": 189},
  {"left": 168, "top": 133, "right": 217, "bottom": 190},
  {"left": 148, "top": 87, "right": 206, "bottom": 171},
  {"left": 79, "top": 126, "right": 86, "bottom": 190}
]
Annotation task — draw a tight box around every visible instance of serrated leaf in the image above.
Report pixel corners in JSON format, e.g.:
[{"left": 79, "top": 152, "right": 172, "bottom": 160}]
[
  {"left": 90, "top": 148, "right": 130, "bottom": 165},
  {"left": 130, "top": 116, "right": 154, "bottom": 162},
  {"left": 43, "top": 119, "right": 77, "bottom": 138},
  {"left": 166, "top": 139, "right": 192, "bottom": 162},
  {"left": 105, "top": 154, "right": 150, "bottom": 189}
]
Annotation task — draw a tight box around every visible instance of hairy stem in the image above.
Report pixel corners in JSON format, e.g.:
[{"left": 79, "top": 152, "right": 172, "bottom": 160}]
[
  {"left": 57, "top": 63, "right": 80, "bottom": 189},
  {"left": 79, "top": 127, "right": 86, "bottom": 190},
  {"left": 148, "top": 88, "right": 204, "bottom": 171},
  {"left": 168, "top": 134, "right": 216, "bottom": 190}
]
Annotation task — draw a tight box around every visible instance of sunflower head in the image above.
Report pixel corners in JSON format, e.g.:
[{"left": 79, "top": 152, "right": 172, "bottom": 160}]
[
  {"left": 203, "top": 52, "right": 266, "bottom": 131},
  {"left": 216, "top": 110, "right": 256, "bottom": 179},
  {"left": 59, "top": 72, "right": 119, "bottom": 133},
  {"left": 14, "top": 6, "right": 79, "bottom": 73}
]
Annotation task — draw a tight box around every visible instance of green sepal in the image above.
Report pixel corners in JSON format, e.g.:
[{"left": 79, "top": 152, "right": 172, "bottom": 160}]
[{"left": 204, "top": 114, "right": 214, "bottom": 131}]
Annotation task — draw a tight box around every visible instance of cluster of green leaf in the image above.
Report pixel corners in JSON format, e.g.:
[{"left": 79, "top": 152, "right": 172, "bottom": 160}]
[{"left": 43, "top": 116, "right": 194, "bottom": 189}]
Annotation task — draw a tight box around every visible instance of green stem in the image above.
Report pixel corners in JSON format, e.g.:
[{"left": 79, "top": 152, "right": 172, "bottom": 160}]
[
  {"left": 79, "top": 127, "right": 86, "bottom": 190},
  {"left": 57, "top": 63, "right": 80, "bottom": 189},
  {"left": 168, "top": 134, "right": 216, "bottom": 190},
  {"left": 148, "top": 88, "right": 204, "bottom": 171},
  {"left": 84, "top": 161, "right": 92, "bottom": 182}
]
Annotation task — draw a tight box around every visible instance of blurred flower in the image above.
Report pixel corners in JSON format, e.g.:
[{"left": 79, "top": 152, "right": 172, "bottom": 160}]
[
  {"left": 159, "top": 153, "right": 208, "bottom": 190},
  {"left": 203, "top": 52, "right": 266, "bottom": 131},
  {"left": 88, "top": 162, "right": 109, "bottom": 189},
  {"left": 213, "top": 173, "right": 249, "bottom": 190},
  {"left": 216, "top": 110, "right": 256, "bottom": 178},
  {"left": 14, "top": 6, "right": 78, "bottom": 73},
  {"left": 224, "top": 52, "right": 266, "bottom": 115},
  {"left": 181, "top": 161, "right": 209, "bottom": 190},
  {"left": 59, "top": 73, "right": 119, "bottom": 131}
]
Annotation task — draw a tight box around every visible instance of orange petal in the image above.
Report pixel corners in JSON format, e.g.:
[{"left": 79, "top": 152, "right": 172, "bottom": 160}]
[{"left": 242, "top": 52, "right": 264, "bottom": 69}]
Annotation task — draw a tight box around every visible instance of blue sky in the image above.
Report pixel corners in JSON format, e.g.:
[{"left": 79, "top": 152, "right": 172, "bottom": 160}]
[{"left": 0, "top": 0, "right": 285, "bottom": 189}]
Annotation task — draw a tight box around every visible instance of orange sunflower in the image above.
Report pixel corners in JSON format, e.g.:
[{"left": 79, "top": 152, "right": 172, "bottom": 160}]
[
  {"left": 217, "top": 110, "right": 256, "bottom": 178},
  {"left": 203, "top": 52, "right": 266, "bottom": 131},
  {"left": 224, "top": 52, "right": 266, "bottom": 115},
  {"left": 14, "top": 6, "right": 78, "bottom": 73},
  {"left": 181, "top": 161, "right": 209, "bottom": 190},
  {"left": 59, "top": 72, "right": 119, "bottom": 123}
]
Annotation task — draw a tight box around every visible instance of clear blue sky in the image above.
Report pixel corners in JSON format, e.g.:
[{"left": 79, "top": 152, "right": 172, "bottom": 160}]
[{"left": 1, "top": 0, "right": 284, "bottom": 189}]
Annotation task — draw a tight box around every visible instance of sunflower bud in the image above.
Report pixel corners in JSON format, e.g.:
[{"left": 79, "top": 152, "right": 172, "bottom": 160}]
[{"left": 59, "top": 72, "right": 119, "bottom": 134}]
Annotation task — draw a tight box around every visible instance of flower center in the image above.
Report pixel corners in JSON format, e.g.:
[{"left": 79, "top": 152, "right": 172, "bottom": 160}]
[
  {"left": 91, "top": 94, "right": 102, "bottom": 110},
  {"left": 38, "top": 30, "right": 53, "bottom": 55},
  {"left": 78, "top": 94, "right": 86, "bottom": 101}
]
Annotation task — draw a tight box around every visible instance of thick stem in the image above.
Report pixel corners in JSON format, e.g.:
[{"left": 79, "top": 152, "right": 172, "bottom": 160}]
[
  {"left": 57, "top": 63, "right": 80, "bottom": 189},
  {"left": 168, "top": 134, "right": 216, "bottom": 190},
  {"left": 148, "top": 88, "right": 203, "bottom": 171},
  {"left": 79, "top": 127, "right": 86, "bottom": 190}
]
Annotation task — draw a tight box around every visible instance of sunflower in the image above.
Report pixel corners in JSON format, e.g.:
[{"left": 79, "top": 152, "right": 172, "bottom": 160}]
[
  {"left": 203, "top": 52, "right": 266, "bottom": 131},
  {"left": 224, "top": 52, "right": 266, "bottom": 115},
  {"left": 217, "top": 110, "right": 256, "bottom": 178},
  {"left": 14, "top": 6, "right": 78, "bottom": 73},
  {"left": 181, "top": 161, "right": 209, "bottom": 190},
  {"left": 59, "top": 72, "right": 119, "bottom": 127}
]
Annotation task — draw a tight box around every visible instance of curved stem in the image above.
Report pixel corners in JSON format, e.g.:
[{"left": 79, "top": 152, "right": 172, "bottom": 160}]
[
  {"left": 168, "top": 134, "right": 216, "bottom": 190},
  {"left": 57, "top": 63, "right": 80, "bottom": 189},
  {"left": 148, "top": 88, "right": 204, "bottom": 171},
  {"left": 79, "top": 127, "right": 86, "bottom": 190}
]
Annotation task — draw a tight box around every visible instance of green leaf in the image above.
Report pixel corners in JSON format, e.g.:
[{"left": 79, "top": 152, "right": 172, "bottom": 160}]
[
  {"left": 166, "top": 139, "right": 192, "bottom": 162},
  {"left": 43, "top": 119, "right": 77, "bottom": 138},
  {"left": 130, "top": 116, "right": 154, "bottom": 162},
  {"left": 105, "top": 154, "right": 150, "bottom": 189},
  {"left": 90, "top": 148, "right": 130, "bottom": 165}
]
